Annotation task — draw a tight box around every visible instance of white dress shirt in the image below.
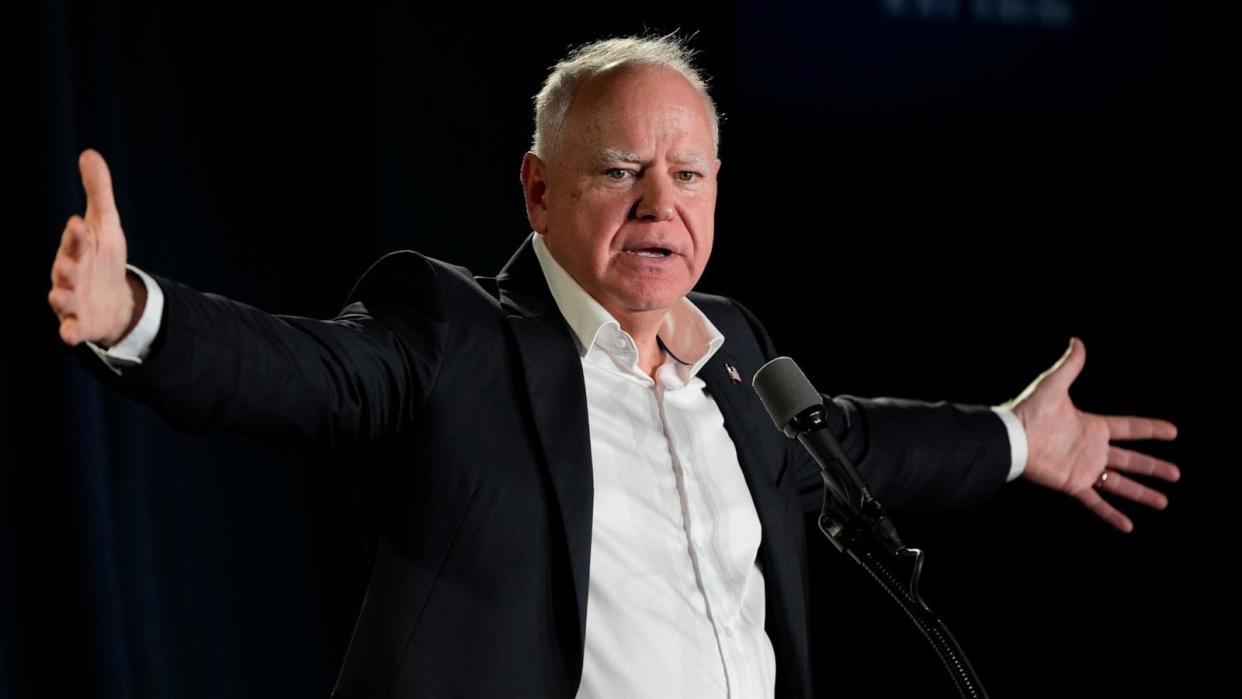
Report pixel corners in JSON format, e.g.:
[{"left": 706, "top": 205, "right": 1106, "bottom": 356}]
[
  {"left": 533, "top": 234, "right": 776, "bottom": 698},
  {"left": 91, "top": 243, "right": 1028, "bottom": 698}
]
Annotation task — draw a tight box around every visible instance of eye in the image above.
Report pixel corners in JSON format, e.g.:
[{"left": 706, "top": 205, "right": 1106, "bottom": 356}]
[
  {"left": 676, "top": 171, "right": 701, "bottom": 182},
  {"left": 604, "top": 168, "right": 633, "bottom": 181}
]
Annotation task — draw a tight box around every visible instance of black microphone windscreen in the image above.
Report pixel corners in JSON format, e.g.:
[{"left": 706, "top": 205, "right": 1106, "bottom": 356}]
[{"left": 752, "top": 357, "right": 824, "bottom": 431}]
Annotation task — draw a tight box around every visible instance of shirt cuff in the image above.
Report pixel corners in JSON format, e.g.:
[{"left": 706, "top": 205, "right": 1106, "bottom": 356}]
[
  {"left": 85, "top": 265, "right": 165, "bottom": 375},
  {"left": 991, "top": 406, "right": 1028, "bottom": 482}
]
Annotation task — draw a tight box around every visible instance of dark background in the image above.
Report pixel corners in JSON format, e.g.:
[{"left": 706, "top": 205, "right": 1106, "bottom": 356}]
[{"left": 8, "top": 0, "right": 1216, "bottom": 696}]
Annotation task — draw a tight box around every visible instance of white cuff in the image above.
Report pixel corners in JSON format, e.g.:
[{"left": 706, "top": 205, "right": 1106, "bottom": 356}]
[
  {"left": 991, "top": 407, "right": 1028, "bottom": 482},
  {"left": 86, "top": 265, "right": 165, "bottom": 376}
]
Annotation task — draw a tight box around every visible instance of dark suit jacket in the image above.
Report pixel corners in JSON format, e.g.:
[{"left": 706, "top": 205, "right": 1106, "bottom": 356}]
[{"left": 79, "top": 235, "right": 1012, "bottom": 698}]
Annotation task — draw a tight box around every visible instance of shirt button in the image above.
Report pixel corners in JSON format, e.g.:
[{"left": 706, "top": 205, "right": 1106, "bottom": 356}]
[{"left": 723, "top": 627, "right": 733, "bottom": 638}]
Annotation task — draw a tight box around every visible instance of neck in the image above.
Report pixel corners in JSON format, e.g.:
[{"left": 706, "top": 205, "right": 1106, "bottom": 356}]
[{"left": 611, "top": 306, "right": 668, "bottom": 379}]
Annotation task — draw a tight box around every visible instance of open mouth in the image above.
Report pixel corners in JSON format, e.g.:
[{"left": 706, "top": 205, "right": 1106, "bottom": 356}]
[{"left": 624, "top": 247, "right": 673, "bottom": 258}]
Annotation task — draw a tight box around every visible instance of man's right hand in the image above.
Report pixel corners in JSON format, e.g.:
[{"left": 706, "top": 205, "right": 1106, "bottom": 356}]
[{"left": 48, "top": 149, "right": 145, "bottom": 349}]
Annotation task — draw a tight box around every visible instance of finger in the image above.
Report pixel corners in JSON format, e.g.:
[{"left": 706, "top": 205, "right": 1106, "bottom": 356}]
[
  {"left": 51, "top": 255, "right": 79, "bottom": 289},
  {"left": 1097, "top": 469, "right": 1169, "bottom": 511},
  {"left": 79, "top": 149, "right": 121, "bottom": 228},
  {"left": 1076, "top": 487, "right": 1134, "bottom": 533},
  {"left": 1108, "top": 445, "right": 1180, "bottom": 482},
  {"left": 1102, "top": 414, "right": 1179, "bottom": 441},
  {"left": 48, "top": 287, "right": 78, "bottom": 318},
  {"left": 59, "top": 317, "right": 81, "bottom": 346},
  {"left": 59, "top": 216, "right": 91, "bottom": 259},
  {"left": 1043, "top": 337, "right": 1086, "bottom": 395}
]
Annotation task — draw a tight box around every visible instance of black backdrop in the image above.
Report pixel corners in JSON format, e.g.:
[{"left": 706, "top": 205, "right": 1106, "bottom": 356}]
[{"left": 9, "top": 1, "right": 1214, "bottom": 697}]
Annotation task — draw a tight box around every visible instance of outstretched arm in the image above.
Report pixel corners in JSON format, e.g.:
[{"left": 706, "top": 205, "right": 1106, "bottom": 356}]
[{"left": 49, "top": 150, "right": 447, "bottom": 452}]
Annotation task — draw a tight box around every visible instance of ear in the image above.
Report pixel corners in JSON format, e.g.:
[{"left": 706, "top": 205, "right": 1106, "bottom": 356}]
[{"left": 520, "top": 152, "right": 550, "bottom": 233}]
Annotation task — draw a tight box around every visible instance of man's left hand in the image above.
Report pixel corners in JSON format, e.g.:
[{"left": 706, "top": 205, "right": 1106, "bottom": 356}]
[{"left": 1002, "top": 338, "right": 1180, "bottom": 533}]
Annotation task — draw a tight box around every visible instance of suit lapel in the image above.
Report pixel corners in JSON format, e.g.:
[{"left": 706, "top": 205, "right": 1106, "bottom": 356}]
[
  {"left": 699, "top": 343, "right": 809, "bottom": 692},
  {"left": 698, "top": 347, "right": 794, "bottom": 560},
  {"left": 496, "top": 237, "right": 594, "bottom": 659}
]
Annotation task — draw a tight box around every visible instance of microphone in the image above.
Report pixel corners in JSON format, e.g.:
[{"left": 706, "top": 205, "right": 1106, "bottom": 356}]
[
  {"left": 752, "top": 356, "right": 905, "bottom": 554},
  {"left": 756, "top": 358, "right": 991, "bottom": 698}
]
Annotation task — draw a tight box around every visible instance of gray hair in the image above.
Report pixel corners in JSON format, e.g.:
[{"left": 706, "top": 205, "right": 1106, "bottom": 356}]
[{"left": 530, "top": 34, "right": 720, "bottom": 159}]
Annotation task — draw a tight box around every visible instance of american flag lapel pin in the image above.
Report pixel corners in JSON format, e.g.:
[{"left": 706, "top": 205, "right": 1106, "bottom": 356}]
[{"left": 725, "top": 362, "right": 742, "bottom": 384}]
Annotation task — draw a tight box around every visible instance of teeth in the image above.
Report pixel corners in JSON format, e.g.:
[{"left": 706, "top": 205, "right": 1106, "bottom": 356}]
[{"left": 628, "top": 248, "right": 670, "bottom": 257}]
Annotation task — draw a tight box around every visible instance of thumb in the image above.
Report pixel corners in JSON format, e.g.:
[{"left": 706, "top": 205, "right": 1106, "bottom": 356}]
[
  {"left": 79, "top": 149, "right": 121, "bottom": 228},
  {"left": 1043, "top": 336, "right": 1086, "bottom": 394}
]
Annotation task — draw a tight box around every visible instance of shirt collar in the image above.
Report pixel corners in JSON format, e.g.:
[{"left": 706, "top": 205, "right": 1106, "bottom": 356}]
[{"left": 531, "top": 232, "right": 724, "bottom": 377}]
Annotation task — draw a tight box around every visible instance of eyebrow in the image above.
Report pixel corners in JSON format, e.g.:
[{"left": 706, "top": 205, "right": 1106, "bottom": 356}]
[
  {"left": 593, "top": 148, "right": 712, "bottom": 169},
  {"left": 671, "top": 153, "right": 711, "bottom": 168},
  {"left": 594, "top": 148, "right": 644, "bottom": 166}
]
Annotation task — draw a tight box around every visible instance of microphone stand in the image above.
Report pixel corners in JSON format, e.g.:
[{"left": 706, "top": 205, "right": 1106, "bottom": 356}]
[{"left": 791, "top": 408, "right": 991, "bottom": 699}]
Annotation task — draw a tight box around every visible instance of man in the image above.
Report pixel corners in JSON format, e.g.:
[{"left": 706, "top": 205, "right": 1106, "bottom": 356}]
[{"left": 48, "top": 36, "right": 1178, "bottom": 698}]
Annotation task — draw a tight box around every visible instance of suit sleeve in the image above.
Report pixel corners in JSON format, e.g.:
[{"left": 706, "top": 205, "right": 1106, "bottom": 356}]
[
  {"left": 730, "top": 300, "right": 1011, "bottom": 515},
  {"left": 71, "top": 251, "right": 449, "bottom": 454}
]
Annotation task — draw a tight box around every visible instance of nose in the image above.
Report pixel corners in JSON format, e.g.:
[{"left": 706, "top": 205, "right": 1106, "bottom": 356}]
[{"left": 632, "top": 172, "right": 676, "bottom": 222}]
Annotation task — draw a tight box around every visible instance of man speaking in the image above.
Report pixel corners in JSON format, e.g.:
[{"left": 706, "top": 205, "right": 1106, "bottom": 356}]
[{"left": 47, "top": 35, "right": 1178, "bottom": 698}]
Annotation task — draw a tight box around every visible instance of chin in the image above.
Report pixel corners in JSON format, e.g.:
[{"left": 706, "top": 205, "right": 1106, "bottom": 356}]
[{"left": 614, "top": 284, "right": 689, "bottom": 313}]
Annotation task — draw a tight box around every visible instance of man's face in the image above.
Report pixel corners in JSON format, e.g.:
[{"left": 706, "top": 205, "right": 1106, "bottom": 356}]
[{"left": 522, "top": 65, "right": 721, "bottom": 319}]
